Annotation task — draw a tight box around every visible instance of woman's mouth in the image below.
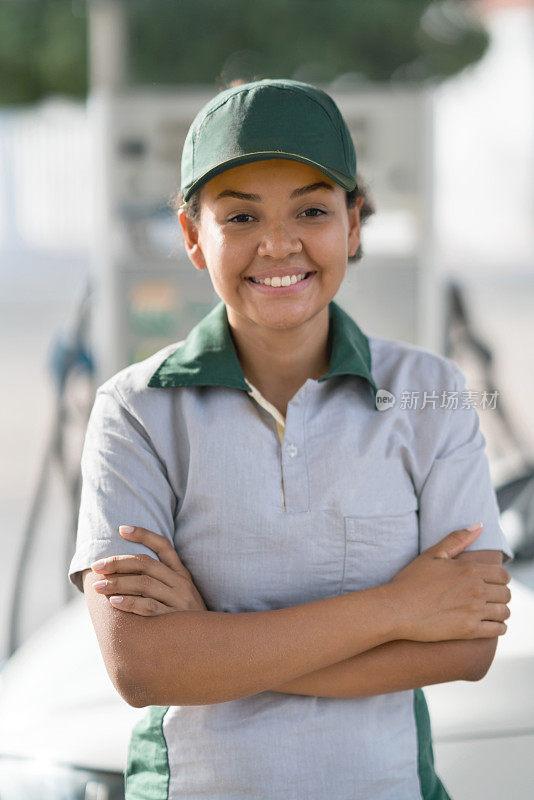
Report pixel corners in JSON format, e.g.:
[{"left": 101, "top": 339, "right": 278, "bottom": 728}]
[{"left": 246, "top": 271, "right": 316, "bottom": 294}]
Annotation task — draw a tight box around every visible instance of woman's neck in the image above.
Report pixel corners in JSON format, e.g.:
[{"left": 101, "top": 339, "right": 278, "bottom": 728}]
[{"left": 227, "top": 305, "right": 331, "bottom": 404}]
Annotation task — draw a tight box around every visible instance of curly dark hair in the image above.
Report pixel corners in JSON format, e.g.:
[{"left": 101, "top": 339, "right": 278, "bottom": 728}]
[{"left": 169, "top": 172, "right": 375, "bottom": 263}]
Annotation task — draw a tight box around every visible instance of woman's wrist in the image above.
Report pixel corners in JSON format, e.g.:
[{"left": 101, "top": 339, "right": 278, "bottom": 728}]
[
  {"left": 346, "top": 583, "right": 407, "bottom": 647},
  {"left": 373, "top": 581, "right": 417, "bottom": 641}
]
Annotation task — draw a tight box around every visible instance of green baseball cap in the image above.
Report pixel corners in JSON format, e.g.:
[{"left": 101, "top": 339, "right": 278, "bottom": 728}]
[{"left": 180, "top": 78, "right": 358, "bottom": 203}]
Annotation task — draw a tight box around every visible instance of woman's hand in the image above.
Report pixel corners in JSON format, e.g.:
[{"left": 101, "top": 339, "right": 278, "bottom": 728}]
[
  {"left": 386, "top": 524, "right": 512, "bottom": 642},
  {"left": 91, "top": 526, "right": 208, "bottom": 616}
]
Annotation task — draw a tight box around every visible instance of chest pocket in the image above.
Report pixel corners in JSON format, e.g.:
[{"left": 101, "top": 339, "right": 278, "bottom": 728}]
[{"left": 340, "top": 510, "right": 419, "bottom": 593}]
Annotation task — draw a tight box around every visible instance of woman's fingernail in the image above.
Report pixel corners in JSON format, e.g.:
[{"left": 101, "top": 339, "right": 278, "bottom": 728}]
[
  {"left": 109, "top": 596, "right": 123, "bottom": 604},
  {"left": 92, "top": 560, "right": 106, "bottom": 570},
  {"left": 467, "top": 522, "right": 483, "bottom": 531},
  {"left": 119, "top": 526, "right": 135, "bottom": 535}
]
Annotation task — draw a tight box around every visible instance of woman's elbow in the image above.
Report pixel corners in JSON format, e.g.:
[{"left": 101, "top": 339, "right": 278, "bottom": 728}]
[
  {"left": 465, "top": 638, "right": 499, "bottom": 682},
  {"left": 117, "top": 665, "right": 199, "bottom": 707},
  {"left": 118, "top": 678, "right": 153, "bottom": 708},
  {"left": 118, "top": 663, "right": 221, "bottom": 708}
]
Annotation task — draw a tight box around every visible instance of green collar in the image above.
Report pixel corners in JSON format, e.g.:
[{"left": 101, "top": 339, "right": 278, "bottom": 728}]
[{"left": 147, "top": 300, "right": 378, "bottom": 402}]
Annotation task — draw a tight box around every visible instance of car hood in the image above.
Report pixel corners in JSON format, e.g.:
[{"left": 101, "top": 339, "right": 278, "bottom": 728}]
[
  {"left": 0, "top": 595, "right": 145, "bottom": 771},
  {"left": 425, "top": 577, "right": 534, "bottom": 741}
]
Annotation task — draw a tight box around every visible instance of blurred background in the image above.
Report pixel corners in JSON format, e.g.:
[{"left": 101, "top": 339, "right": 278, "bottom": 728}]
[{"left": 1, "top": 1, "right": 534, "bottom": 797}]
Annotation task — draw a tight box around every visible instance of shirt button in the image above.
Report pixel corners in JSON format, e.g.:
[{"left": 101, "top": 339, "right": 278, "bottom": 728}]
[{"left": 286, "top": 443, "right": 298, "bottom": 458}]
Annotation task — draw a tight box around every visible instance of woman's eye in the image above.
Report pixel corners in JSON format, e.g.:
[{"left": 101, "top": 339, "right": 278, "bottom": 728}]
[
  {"left": 300, "top": 207, "right": 326, "bottom": 218},
  {"left": 229, "top": 213, "right": 255, "bottom": 224},
  {"left": 228, "top": 208, "right": 326, "bottom": 223}
]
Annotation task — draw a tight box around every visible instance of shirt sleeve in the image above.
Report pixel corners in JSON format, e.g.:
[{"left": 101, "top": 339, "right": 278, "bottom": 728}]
[
  {"left": 417, "top": 363, "right": 514, "bottom": 564},
  {"left": 68, "top": 385, "right": 178, "bottom": 593}
]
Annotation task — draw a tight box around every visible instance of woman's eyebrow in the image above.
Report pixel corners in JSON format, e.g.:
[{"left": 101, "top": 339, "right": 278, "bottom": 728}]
[
  {"left": 215, "top": 181, "right": 335, "bottom": 202},
  {"left": 291, "top": 181, "right": 334, "bottom": 199}
]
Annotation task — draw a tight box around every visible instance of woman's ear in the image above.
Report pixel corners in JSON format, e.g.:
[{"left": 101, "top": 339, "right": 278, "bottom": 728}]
[
  {"left": 178, "top": 210, "right": 207, "bottom": 272},
  {"left": 347, "top": 197, "right": 363, "bottom": 259}
]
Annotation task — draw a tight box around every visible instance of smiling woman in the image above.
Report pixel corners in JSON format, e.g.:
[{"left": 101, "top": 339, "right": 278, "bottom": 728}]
[
  {"left": 68, "top": 77, "right": 513, "bottom": 800},
  {"left": 175, "top": 157, "right": 371, "bottom": 408},
  {"left": 176, "top": 158, "right": 363, "bottom": 396}
]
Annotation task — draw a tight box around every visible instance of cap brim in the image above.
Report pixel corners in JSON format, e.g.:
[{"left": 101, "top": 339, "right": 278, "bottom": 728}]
[{"left": 181, "top": 151, "right": 357, "bottom": 202}]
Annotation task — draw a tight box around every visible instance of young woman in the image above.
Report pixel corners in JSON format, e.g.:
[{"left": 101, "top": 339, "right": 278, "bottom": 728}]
[{"left": 69, "top": 78, "right": 513, "bottom": 800}]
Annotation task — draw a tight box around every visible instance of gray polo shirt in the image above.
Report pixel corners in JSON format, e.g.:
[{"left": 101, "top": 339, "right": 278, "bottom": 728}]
[{"left": 69, "top": 299, "right": 513, "bottom": 800}]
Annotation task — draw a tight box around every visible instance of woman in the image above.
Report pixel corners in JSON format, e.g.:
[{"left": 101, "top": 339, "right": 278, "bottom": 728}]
[{"left": 69, "top": 78, "right": 513, "bottom": 800}]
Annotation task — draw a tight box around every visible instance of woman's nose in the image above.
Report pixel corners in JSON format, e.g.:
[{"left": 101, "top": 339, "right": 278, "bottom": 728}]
[{"left": 256, "top": 222, "right": 303, "bottom": 259}]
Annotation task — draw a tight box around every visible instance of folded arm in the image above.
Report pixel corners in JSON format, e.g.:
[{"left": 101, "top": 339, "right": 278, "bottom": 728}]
[
  {"left": 269, "top": 550, "right": 502, "bottom": 698},
  {"left": 83, "top": 566, "right": 400, "bottom": 707}
]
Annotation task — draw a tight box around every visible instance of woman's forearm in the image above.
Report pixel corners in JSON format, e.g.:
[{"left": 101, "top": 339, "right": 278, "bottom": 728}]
[
  {"left": 121, "top": 585, "right": 401, "bottom": 707},
  {"left": 268, "top": 637, "right": 498, "bottom": 698}
]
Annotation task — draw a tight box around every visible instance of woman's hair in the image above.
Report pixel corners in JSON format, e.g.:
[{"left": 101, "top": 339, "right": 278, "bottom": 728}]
[{"left": 169, "top": 173, "right": 375, "bottom": 263}]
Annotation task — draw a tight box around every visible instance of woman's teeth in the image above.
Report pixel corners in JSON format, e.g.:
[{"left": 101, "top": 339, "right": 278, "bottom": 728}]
[{"left": 249, "top": 273, "right": 311, "bottom": 287}]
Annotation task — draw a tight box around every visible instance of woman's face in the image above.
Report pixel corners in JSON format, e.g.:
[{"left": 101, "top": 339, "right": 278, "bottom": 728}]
[{"left": 179, "top": 158, "right": 362, "bottom": 335}]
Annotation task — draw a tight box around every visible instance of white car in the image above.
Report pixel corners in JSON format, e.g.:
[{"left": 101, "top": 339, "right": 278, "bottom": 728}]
[
  {"left": 425, "top": 577, "right": 534, "bottom": 800},
  {"left": 0, "top": 573, "right": 533, "bottom": 800}
]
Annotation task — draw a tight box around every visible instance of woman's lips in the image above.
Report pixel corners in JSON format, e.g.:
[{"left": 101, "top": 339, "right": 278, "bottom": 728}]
[{"left": 246, "top": 271, "right": 316, "bottom": 295}]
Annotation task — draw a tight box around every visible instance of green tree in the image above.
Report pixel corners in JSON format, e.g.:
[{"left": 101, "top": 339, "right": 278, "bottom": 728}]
[
  {"left": 128, "top": 0, "right": 488, "bottom": 87},
  {"left": 0, "top": 0, "right": 86, "bottom": 104},
  {"left": 0, "top": 0, "right": 488, "bottom": 104}
]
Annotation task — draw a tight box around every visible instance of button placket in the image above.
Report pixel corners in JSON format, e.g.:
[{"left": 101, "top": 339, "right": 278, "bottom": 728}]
[{"left": 282, "top": 391, "right": 310, "bottom": 513}]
